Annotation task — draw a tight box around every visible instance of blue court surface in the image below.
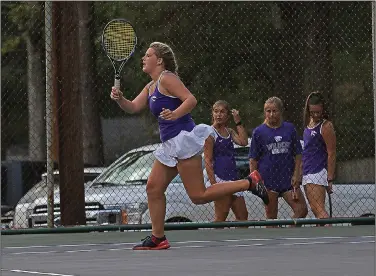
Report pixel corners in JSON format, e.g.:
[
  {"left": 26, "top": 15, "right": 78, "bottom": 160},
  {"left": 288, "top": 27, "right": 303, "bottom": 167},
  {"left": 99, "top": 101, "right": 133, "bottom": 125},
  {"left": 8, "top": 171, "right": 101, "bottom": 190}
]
[{"left": 1, "top": 226, "right": 374, "bottom": 276}]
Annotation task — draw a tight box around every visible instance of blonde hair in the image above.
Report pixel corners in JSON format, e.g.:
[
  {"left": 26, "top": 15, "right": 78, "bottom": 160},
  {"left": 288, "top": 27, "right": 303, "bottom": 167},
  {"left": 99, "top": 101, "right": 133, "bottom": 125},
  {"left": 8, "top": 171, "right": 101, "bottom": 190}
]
[
  {"left": 264, "top": 96, "right": 284, "bottom": 113},
  {"left": 150, "top": 42, "right": 178, "bottom": 74},
  {"left": 263, "top": 96, "right": 284, "bottom": 124},
  {"left": 212, "top": 100, "right": 231, "bottom": 125}
]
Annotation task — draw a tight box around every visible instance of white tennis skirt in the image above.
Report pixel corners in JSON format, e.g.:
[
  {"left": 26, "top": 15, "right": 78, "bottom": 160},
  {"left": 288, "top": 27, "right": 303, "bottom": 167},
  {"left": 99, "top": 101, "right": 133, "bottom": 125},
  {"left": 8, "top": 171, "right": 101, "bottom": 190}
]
[
  {"left": 302, "top": 168, "right": 328, "bottom": 186},
  {"left": 154, "top": 124, "right": 215, "bottom": 167}
]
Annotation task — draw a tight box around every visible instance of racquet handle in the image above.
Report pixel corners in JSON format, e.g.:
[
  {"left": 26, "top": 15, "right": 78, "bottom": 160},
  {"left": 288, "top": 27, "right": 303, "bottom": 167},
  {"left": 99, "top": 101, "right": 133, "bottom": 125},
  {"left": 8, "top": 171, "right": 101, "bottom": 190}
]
[{"left": 114, "top": 77, "right": 120, "bottom": 90}]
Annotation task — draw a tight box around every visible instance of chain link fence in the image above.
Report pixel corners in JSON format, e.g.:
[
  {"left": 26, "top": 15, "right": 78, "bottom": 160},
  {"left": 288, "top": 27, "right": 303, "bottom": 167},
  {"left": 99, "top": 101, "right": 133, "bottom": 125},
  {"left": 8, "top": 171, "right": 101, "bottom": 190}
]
[{"left": 1, "top": 1, "right": 375, "bottom": 229}]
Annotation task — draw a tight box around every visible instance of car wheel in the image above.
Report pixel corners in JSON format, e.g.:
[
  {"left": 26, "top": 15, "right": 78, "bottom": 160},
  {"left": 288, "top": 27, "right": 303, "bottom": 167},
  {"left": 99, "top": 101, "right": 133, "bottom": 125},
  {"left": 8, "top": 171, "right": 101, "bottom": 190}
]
[
  {"left": 166, "top": 217, "right": 199, "bottom": 230},
  {"left": 166, "top": 217, "right": 191, "bottom": 223}
]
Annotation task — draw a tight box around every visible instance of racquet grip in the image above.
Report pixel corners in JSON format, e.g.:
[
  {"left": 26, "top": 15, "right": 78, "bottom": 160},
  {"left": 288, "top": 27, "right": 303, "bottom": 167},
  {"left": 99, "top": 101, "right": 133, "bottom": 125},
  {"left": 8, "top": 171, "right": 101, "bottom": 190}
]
[{"left": 114, "top": 78, "right": 120, "bottom": 90}]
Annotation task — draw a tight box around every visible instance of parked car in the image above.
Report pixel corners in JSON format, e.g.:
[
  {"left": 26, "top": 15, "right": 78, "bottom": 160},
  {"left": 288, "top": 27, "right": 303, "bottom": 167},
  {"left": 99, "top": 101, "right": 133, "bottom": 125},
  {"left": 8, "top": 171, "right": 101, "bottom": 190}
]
[
  {"left": 11, "top": 167, "right": 106, "bottom": 228},
  {"left": 26, "top": 142, "right": 375, "bottom": 228}
]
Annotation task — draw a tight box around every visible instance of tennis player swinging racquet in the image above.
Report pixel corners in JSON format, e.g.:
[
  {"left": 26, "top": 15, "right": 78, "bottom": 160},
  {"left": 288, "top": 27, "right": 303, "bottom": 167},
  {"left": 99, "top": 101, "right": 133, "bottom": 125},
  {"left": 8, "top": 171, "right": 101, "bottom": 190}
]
[{"left": 101, "top": 19, "right": 137, "bottom": 90}]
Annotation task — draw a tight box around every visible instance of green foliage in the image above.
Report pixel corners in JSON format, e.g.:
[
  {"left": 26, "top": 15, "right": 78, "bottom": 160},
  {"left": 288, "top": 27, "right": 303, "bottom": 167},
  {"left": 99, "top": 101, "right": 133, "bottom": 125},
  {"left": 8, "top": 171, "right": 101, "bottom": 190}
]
[{"left": 1, "top": 1, "right": 374, "bottom": 161}]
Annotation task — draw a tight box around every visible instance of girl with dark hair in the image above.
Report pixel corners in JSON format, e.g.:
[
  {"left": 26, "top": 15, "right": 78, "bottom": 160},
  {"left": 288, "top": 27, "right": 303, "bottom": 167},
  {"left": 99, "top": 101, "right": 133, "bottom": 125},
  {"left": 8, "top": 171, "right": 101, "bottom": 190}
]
[
  {"left": 110, "top": 42, "right": 269, "bottom": 250},
  {"left": 302, "top": 91, "right": 336, "bottom": 220}
]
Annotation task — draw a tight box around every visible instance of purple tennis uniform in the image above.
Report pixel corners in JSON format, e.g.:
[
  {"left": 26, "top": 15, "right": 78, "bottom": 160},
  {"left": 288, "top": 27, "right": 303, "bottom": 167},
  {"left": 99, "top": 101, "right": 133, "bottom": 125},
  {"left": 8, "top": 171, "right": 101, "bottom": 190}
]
[
  {"left": 302, "top": 120, "right": 328, "bottom": 175},
  {"left": 148, "top": 82, "right": 195, "bottom": 142},
  {"left": 212, "top": 128, "right": 238, "bottom": 181},
  {"left": 248, "top": 122, "right": 302, "bottom": 193}
]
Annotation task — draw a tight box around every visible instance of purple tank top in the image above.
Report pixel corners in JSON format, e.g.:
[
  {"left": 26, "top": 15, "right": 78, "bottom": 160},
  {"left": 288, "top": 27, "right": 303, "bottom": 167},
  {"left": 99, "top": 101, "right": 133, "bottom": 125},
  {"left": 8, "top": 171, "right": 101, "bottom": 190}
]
[
  {"left": 147, "top": 72, "right": 195, "bottom": 142},
  {"left": 302, "top": 120, "right": 328, "bottom": 175},
  {"left": 212, "top": 128, "right": 238, "bottom": 181}
]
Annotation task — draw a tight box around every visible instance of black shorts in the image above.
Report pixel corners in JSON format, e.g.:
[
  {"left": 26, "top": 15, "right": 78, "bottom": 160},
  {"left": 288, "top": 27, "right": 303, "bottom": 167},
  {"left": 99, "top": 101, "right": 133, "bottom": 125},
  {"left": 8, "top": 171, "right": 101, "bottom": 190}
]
[{"left": 268, "top": 186, "right": 293, "bottom": 197}]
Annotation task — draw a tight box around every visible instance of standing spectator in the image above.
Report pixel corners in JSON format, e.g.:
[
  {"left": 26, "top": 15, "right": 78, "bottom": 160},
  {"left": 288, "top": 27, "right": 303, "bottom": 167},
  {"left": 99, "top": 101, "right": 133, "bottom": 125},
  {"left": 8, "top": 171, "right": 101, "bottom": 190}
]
[
  {"left": 249, "top": 97, "right": 308, "bottom": 224},
  {"left": 204, "top": 100, "right": 249, "bottom": 224},
  {"left": 302, "top": 91, "right": 336, "bottom": 220}
]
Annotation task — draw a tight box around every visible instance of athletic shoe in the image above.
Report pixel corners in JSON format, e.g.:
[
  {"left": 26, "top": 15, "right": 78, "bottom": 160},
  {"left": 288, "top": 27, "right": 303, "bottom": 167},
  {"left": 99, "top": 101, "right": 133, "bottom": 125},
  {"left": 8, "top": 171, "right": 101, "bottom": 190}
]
[
  {"left": 247, "top": 170, "right": 269, "bottom": 205},
  {"left": 133, "top": 235, "right": 171, "bottom": 250}
]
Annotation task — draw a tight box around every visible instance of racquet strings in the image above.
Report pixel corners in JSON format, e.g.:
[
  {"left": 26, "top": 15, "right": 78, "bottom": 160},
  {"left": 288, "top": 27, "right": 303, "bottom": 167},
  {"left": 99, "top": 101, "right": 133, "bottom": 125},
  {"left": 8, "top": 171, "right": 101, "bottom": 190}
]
[{"left": 103, "top": 21, "right": 136, "bottom": 62}]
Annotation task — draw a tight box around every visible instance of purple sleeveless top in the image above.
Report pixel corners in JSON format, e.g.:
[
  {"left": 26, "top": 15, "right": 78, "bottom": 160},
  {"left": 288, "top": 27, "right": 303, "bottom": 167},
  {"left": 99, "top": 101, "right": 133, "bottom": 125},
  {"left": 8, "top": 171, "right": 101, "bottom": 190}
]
[
  {"left": 212, "top": 127, "right": 238, "bottom": 181},
  {"left": 147, "top": 72, "right": 195, "bottom": 142},
  {"left": 302, "top": 120, "right": 328, "bottom": 175}
]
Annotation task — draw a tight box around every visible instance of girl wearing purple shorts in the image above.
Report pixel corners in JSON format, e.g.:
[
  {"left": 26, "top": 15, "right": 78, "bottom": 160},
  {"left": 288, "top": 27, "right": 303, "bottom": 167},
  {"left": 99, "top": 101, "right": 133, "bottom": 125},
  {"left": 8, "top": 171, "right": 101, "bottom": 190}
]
[{"left": 248, "top": 97, "right": 307, "bottom": 224}]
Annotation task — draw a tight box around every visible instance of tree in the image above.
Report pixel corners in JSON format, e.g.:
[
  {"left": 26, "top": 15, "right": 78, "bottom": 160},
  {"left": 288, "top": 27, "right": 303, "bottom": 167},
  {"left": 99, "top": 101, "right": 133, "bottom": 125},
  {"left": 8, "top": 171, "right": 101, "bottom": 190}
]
[
  {"left": 77, "top": 2, "right": 104, "bottom": 166},
  {"left": 25, "top": 2, "right": 46, "bottom": 161},
  {"left": 2, "top": 2, "right": 46, "bottom": 161}
]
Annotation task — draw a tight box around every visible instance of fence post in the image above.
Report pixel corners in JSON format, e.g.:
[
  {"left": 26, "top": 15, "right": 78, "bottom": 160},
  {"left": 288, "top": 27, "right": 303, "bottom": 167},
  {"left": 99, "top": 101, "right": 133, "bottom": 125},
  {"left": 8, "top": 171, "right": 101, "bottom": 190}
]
[{"left": 45, "top": 1, "right": 54, "bottom": 228}]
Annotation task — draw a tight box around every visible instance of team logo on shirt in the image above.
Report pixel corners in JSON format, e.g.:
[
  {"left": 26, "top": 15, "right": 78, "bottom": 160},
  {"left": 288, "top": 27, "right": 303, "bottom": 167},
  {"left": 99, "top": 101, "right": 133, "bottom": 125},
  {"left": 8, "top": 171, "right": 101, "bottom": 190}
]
[
  {"left": 267, "top": 136, "right": 290, "bottom": 155},
  {"left": 311, "top": 130, "right": 317, "bottom": 137},
  {"left": 151, "top": 96, "right": 157, "bottom": 102}
]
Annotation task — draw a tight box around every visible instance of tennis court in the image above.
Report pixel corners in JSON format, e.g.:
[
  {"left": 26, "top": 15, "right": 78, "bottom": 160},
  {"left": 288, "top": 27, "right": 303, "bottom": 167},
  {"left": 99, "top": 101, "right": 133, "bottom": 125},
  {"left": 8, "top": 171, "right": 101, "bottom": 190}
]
[{"left": 2, "top": 225, "right": 374, "bottom": 276}]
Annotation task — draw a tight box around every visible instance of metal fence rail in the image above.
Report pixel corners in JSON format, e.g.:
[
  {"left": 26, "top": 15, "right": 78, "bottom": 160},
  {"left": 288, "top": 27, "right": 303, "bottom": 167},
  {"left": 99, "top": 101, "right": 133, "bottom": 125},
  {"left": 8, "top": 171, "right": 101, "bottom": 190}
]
[{"left": 1, "top": 1, "right": 375, "bottom": 231}]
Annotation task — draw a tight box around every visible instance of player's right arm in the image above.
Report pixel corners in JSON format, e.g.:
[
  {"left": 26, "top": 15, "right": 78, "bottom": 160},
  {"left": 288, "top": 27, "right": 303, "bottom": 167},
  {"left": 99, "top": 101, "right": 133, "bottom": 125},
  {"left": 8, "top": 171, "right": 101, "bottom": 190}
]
[
  {"left": 249, "top": 159, "right": 258, "bottom": 173},
  {"left": 204, "top": 136, "right": 216, "bottom": 185},
  {"left": 249, "top": 129, "right": 259, "bottom": 173},
  {"left": 110, "top": 81, "right": 152, "bottom": 114}
]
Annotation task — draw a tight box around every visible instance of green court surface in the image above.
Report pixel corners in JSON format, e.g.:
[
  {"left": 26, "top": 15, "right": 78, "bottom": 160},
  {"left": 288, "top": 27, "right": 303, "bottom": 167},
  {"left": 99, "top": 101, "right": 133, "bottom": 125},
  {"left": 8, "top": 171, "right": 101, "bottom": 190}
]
[
  {"left": 2, "top": 225, "right": 374, "bottom": 248},
  {"left": 1, "top": 226, "right": 374, "bottom": 276}
]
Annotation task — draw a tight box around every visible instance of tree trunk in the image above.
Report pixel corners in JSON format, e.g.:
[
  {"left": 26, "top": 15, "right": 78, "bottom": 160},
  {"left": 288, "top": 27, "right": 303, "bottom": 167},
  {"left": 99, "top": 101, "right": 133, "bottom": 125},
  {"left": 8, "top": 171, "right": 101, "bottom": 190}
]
[
  {"left": 273, "top": 2, "right": 306, "bottom": 134},
  {"left": 53, "top": 1, "right": 86, "bottom": 226},
  {"left": 26, "top": 34, "right": 46, "bottom": 161},
  {"left": 304, "top": 2, "right": 334, "bottom": 119},
  {"left": 77, "top": 1, "right": 104, "bottom": 166}
]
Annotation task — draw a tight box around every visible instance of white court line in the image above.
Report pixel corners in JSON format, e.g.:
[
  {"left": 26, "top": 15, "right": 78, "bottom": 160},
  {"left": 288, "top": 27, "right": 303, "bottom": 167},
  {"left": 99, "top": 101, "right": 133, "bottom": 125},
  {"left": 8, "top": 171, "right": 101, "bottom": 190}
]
[
  {"left": 282, "top": 236, "right": 344, "bottom": 240},
  {"left": 7, "top": 239, "right": 373, "bottom": 255},
  {"left": 280, "top": 241, "right": 329, "bottom": 246},
  {"left": 12, "top": 251, "right": 58, "bottom": 255},
  {"left": 5, "top": 236, "right": 373, "bottom": 250},
  {"left": 1, "top": 269, "right": 74, "bottom": 276},
  {"left": 175, "top": 240, "right": 211, "bottom": 244},
  {"left": 5, "top": 243, "right": 134, "bottom": 249},
  {"left": 348, "top": 241, "right": 375, "bottom": 244},
  {"left": 6, "top": 236, "right": 374, "bottom": 255},
  {"left": 229, "top": 243, "right": 265, "bottom": 247},
  {"left": 222, "top": 238, "right": 271, "bottom": 242}
]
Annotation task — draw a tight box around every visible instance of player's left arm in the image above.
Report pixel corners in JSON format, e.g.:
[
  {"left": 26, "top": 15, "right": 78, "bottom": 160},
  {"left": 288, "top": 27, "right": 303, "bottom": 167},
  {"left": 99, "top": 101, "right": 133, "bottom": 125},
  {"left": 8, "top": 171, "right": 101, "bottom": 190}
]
[
  {"left": 321, "top": 120, "right": 336, "bottom": 181},
  {"left": 229, "top": 109, "right": 248, "bottom": 146},
  {"left": 229, "top": 127, "right": 248, "bottom": 146},
  {"left": 158, "top": 73, "right": 197, "bottom": 120},
  {"left": 292, "top": 126, "right": 303, "bottom": 187}
]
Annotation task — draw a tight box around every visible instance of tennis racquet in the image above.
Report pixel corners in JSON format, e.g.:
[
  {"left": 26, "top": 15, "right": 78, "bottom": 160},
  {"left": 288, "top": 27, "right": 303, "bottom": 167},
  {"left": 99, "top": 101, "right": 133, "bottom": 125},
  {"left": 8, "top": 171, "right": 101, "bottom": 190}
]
[{"left": 101, "top": 19, "right": 137, "bottom": 90}]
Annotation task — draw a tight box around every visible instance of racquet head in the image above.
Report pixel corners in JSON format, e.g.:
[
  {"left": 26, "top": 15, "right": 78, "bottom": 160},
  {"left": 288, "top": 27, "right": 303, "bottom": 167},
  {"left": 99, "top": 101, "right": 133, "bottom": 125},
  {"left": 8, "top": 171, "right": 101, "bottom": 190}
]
[{"left": 102, "top": 19, "right": 137, "bottom": 62}]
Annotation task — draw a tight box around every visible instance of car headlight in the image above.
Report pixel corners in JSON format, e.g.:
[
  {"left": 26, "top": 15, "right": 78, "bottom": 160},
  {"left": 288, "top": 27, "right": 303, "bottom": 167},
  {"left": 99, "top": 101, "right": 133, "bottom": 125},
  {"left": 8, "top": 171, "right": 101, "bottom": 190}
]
[
  {"left": 26, "top": 206, "right": 34, "bottom": 217},
  {"left": 126, "top": 202, "right": 148, "bottom": 215},
  {"left": 104, "top": 205, "right": 124, "bottom": 211},
  {"left": 98, "top": 203, "right": 148, "bottom": 225}
]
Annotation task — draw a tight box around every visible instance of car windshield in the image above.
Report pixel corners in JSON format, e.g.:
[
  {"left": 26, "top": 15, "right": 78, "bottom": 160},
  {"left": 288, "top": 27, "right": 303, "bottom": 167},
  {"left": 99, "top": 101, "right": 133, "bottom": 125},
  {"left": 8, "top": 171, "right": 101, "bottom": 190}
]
[
  {"left": 92, "top": 151, "right": 155, "bottom": 186},
  {"left": 171, "top": 147, "right": 250, "bottom": 183},
  {"left": 91, "top": 146, "right": 251, "bottom": 186}
]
